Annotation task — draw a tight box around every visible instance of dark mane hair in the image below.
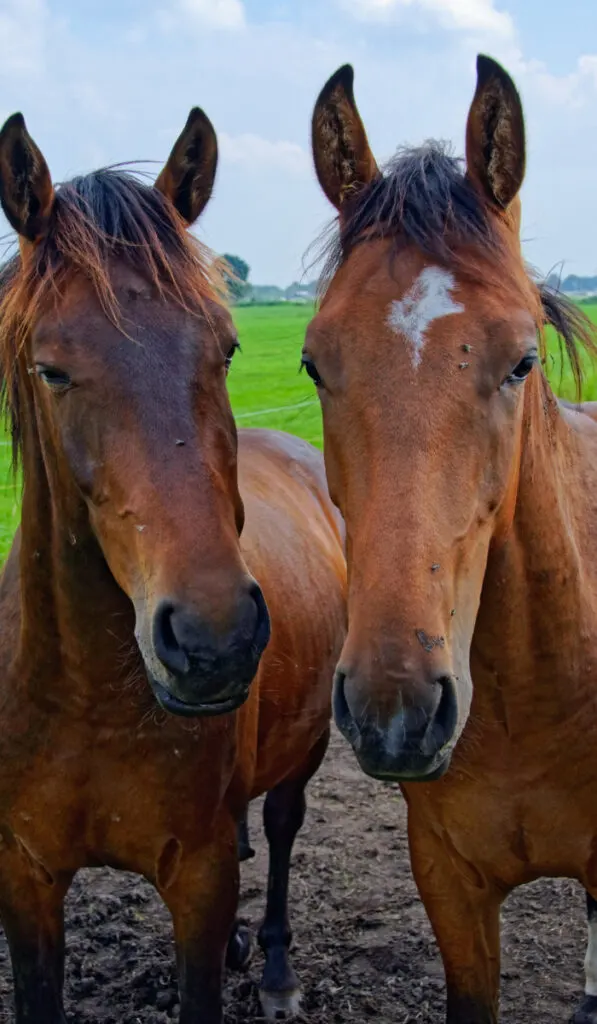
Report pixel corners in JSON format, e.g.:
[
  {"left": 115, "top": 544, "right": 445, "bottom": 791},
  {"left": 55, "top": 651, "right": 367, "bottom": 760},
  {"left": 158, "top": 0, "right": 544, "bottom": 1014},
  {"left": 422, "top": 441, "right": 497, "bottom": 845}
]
[
  {"left": 538, "top": 282, "right": 597, "bottom": 398},
  {"left": 312, "top": 141, "right": 597, "bottom": 399},
  {"left": 0, "top": 168, "right": 224, "bottom": 469},
  {"left": 315, "top": 142, "right": 501, "bottom": 293}
]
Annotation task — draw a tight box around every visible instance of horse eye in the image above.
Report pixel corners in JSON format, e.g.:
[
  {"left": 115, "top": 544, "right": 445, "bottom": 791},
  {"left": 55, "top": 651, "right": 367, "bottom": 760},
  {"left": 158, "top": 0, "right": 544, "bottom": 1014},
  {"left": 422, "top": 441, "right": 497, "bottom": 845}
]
[
  {"left": 301, "top": 356, "right": 323, "bottom": 388},
  {"left": 35, "top": 364, "right": 73, "bottom": 392},
  {"left": 505, "top": 353, "right": 537, "bottom": 385},
  {"left": 225, "top": 342, "right": 240, "bottom": 374}
]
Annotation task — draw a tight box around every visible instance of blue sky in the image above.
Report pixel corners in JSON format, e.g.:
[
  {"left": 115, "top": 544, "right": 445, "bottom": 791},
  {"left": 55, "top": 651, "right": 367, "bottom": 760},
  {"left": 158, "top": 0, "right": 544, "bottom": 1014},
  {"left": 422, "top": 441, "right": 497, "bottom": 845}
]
[{"left": 0, "top": 0, "right": 595, "bottom": 285}]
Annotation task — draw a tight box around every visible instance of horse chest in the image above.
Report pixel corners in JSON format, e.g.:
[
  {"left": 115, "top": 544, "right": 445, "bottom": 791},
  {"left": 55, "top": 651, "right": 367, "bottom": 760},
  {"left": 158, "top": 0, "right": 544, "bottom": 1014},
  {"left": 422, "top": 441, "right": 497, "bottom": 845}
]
[
  {"left": 0, "top": 712, "right": 240, "bottom": 878},
  {"left": 418, "top": 757, "right": 597, "bottom": 888}
]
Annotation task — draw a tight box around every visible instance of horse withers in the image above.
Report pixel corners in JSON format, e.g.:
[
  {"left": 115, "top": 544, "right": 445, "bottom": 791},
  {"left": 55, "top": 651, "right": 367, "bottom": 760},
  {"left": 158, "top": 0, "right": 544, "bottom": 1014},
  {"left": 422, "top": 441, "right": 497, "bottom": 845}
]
[
  {"left": 308, "top": 55, "right": 597, "bottom": 1022},
  {"left": 0, "top": 109, "right": 346, "bottom": 1022}
]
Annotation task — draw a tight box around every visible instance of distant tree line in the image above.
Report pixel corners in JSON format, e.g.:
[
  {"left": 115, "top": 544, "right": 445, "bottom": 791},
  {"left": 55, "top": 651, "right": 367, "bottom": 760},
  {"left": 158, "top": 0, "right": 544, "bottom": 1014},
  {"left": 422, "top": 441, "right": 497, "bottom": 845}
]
[
  {"left": 546, "top": 273, "right": 597, "bottom": 295},
  {"left": 221, "top": 254, "right": 251, "bottom": 301},
  {"left": 221, "top": 258, "right": 597, "bottom": 305},
  {"left": 220, "top": 253, "right": 318, "bottom": 305}
]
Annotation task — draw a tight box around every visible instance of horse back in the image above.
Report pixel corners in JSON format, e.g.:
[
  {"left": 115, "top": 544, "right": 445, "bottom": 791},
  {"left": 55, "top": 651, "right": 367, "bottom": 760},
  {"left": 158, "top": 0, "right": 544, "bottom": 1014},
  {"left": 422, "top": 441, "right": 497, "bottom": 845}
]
[{"left": 236, "top": 429, "right": 346, "bottom": 794}]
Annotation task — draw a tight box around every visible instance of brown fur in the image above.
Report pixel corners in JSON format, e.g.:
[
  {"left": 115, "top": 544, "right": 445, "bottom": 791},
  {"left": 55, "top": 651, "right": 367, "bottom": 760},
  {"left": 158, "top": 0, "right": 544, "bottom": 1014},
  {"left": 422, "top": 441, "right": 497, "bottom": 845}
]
[
  {"left": 0, "top": 112, "right": 346, "bottom": 1024},
  {"left": 310, "top": 54, "right": 597, "bottom": 1024}
]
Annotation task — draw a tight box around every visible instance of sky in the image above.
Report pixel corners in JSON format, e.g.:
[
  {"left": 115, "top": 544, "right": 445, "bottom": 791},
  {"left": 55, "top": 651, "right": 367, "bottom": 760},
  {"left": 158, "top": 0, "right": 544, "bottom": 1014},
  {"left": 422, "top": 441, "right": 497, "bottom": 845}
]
[{"left": 0, "top": 0, "right": 595, "bottom": 286}]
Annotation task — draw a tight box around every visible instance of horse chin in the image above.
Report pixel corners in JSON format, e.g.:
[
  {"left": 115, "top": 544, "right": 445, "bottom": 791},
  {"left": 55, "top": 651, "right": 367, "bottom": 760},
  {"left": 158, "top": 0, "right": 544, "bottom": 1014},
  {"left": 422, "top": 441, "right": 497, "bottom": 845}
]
[
  {"left": 354, "top": 748, "right": 453, "bottom": 784},
  {"left": 148, "top": 676, "right": 250, "bottom": 718}
]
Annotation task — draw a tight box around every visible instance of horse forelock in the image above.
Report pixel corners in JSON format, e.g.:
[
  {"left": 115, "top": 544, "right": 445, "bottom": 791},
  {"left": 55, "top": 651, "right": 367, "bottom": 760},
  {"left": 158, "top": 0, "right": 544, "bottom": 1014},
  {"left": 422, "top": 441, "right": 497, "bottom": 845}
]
[
  {"left": 0, "top": 167, "right": 226, "bottom": 470},
  {"left": 309, "top": 141, "right": 597, "bottom": 401}
]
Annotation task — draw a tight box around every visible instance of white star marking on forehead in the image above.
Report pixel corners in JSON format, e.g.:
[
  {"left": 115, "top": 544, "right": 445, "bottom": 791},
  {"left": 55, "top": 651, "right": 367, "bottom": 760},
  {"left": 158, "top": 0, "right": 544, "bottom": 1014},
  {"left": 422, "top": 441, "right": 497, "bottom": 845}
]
[{"left": 387, "top": 266, "right": 465, "bottom": 369}]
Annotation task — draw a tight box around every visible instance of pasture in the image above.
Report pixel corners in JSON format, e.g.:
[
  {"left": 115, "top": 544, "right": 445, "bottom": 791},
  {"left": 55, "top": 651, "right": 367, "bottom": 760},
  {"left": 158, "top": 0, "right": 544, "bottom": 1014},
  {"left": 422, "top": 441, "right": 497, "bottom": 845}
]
[
  {"left": 0, "top": 301, "right": 593, "bottom": 1022},
  {"left": 0, "top": 300, "right": 595, "bottom": 562}
]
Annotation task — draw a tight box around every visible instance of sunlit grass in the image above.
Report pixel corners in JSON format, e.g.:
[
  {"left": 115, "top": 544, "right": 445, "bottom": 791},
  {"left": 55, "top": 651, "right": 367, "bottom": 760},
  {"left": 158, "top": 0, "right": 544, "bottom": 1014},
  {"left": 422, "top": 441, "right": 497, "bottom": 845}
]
[{"left": 0, "top": 301, "right": 595, "bottom": 562}]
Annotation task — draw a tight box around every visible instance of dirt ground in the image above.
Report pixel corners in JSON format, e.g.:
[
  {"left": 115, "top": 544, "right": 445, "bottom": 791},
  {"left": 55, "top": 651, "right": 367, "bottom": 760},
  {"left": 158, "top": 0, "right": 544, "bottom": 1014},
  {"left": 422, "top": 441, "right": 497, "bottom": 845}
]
[{"left": 0, "top": 728, "right": 587, "bottom": 1023}]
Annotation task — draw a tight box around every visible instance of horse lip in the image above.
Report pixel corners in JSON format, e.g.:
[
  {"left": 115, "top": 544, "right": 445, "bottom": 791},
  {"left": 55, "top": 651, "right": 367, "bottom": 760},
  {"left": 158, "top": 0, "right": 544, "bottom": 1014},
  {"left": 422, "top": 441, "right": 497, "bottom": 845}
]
[
  {"left": 356, "top": 749, "right": 453, "bottom": 783},
  {"left": 150, "top": 678, "right": 250, "bottom": 718}
]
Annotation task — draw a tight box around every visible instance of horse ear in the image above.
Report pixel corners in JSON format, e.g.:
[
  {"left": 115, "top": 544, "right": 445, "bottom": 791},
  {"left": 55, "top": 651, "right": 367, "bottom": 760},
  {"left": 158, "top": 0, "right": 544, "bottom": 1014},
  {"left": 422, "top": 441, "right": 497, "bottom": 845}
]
[
  {"left": 155, "top": 107, "right": 218, "bottom": 226},
  {"left": 465, "top": 54, "right": 525, "bottom": 212},
  {"left": 312, "top": 64, "right": 379, "bottom": 212},
  {"left": 0, "top": 113, "right": 54, "bottom": 243}
]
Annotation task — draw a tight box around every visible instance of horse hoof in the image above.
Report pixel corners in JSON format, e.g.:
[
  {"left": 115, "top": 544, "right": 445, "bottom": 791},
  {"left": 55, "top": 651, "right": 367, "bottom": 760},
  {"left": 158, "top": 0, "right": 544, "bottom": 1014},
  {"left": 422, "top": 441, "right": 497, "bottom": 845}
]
[
  {"left": 571, "top": 995, "right": 597, "bottom": 1024},
  {"left": 259, "top": 987, "right": 302, "bottom": 1020},
  {"left": 226, "top": 922, "right": 253, "bottom": 972}
]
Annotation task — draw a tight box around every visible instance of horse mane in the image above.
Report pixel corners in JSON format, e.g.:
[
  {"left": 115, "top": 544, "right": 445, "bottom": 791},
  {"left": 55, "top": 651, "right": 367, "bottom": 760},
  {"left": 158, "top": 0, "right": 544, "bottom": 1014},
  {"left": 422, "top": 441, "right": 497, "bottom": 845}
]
[
  {"left": 312, "top": 140, "right": 597, "bottom": 400},
  {"left": 0, "top": 167, "right": 225, "bottom": 470},
  {"left": 537, "top": 283, "right": 596, "bottom": 398},
  {"left": 314, "top": 142, "right": 502, "bottom": 293}
]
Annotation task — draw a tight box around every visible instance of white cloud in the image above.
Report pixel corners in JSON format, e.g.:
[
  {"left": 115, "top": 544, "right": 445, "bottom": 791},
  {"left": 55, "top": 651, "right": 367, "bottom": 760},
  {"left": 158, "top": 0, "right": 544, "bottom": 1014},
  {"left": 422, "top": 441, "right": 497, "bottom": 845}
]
[
  {"left": 219, "top": 132, "right": 310, "bottom": 176},
  {"left": 0, "top": 0, "right": 593, "bottom": 284},
  {"left": 339, "top": 0, "right": 514, "bottom": 40},
  {"left": 514, "top": 51, "right": 597, "bottom": 109},
  {"left": 340, "top": 0, "right": 595, "bottom": 115},
  {"left": 349, "top": 1, "right": 597, "bottom": 117},
  {"left": 579, "top": 55, "right": 597, "bottom": 84},
  {"left": 0, "top": 0, "right": 49, "bottom": 76},
  {"left": 176, "top": 0, "right": 245, "bottom": 30}
]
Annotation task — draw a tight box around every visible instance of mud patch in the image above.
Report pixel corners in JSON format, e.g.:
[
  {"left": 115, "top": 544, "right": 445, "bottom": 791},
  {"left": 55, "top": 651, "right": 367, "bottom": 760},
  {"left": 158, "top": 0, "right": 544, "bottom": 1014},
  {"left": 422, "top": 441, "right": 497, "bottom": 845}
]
[{"left": 0, "top": 729, "right": 586, "bottom": 1022}]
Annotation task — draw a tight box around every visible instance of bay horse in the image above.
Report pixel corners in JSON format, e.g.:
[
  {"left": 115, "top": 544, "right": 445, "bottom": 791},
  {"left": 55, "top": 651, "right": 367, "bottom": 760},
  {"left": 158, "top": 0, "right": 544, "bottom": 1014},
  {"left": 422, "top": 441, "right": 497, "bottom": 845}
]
[
  {"left": 0, "top": 108, "right": 346, "bottom": 1022},
  {"left": 307, "top": 55, "right": 597, "bottom": 1022}
]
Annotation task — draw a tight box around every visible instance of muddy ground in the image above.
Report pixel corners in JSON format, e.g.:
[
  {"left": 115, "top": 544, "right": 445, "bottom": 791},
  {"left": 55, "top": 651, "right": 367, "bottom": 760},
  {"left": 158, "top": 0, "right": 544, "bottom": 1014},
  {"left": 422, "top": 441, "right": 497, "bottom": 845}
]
[{"left": 0, "top": 728, "right": 586, "bottom": 1023}]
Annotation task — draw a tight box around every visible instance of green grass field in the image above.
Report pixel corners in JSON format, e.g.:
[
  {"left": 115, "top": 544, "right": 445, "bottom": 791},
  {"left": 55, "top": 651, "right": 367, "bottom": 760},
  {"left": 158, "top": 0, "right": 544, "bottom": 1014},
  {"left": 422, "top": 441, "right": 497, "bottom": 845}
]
[
  {"left": 228, "top": 304, "right": 321, "bottom": 446},
  {"left": 0, "top": 301, "right": 595, "bottom": 562}
]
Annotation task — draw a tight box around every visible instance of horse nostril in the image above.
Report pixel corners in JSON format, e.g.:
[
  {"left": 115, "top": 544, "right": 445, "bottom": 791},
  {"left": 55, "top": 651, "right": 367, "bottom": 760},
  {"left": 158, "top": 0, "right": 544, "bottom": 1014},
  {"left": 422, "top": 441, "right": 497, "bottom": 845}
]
[
  {"left": 424, "top": 674, "right": 459, "bottom": 755},
  {"left": 152, "top": 584, "right": 269, "bottom": 683},
  {"left": 153, "top": 600, "right": 190, "bottom": 677},
  {"left": 333, "top": 670, "right": 361, "bottom": 746},
  {"left": 248, "top": 579, "right": 271, "bottom": 651}
]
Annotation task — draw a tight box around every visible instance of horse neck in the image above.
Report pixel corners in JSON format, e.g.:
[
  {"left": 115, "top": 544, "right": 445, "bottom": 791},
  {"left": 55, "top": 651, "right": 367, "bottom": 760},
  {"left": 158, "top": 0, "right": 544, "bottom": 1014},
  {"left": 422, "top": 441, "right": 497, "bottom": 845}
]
[
  {"left": 15, "top": 419, "right": 139, "bottom": 705},
  {"left": 473, "top": 374, "right": 597, "bottom": 717}
]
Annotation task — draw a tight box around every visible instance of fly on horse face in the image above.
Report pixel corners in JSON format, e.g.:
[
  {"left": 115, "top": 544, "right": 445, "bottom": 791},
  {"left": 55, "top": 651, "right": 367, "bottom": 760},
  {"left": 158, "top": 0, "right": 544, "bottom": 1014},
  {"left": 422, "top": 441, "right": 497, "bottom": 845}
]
[
  {"left": 0, "top": 109, "right": 346, "bottom": 1023},
  {"left": 308, "top": 55, "right": 597, "bottom": 1022}
]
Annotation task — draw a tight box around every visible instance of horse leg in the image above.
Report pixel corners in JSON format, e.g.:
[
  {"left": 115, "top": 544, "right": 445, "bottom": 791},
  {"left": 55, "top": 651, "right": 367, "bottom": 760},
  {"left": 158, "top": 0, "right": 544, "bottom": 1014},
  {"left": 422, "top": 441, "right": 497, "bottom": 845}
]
[
  {"left": 0, "top": 861, "right": 71, "bottom": 1024},
  {"left": 237, "top": 808, "right": 255, "bottom": 863},
  {"left": 408, "top": 814, "right": 503, "bottom": 1024},
  {"left": 258, "top": 727, "right": 330, "bottom": 1020},
  {"left": 162, "top": 821, "right": 239, "bottom": 1024},
  {"left": 571, "top": 892, "right": 597, "bottom": 1024},
  {"left": 225, "top": 810, "right": 255, "bottom": 973}
]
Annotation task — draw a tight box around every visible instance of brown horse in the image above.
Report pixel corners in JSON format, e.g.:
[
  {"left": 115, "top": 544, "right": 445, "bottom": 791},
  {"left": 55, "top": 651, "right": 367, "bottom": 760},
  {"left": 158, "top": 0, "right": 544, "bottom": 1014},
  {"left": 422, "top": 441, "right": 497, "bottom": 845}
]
[
  {"left": 308, "top": 55, "right": 597, "bottom": 1023},
  {"left": 0, "top": 109, "right": 346, "bottom": 1023}
]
